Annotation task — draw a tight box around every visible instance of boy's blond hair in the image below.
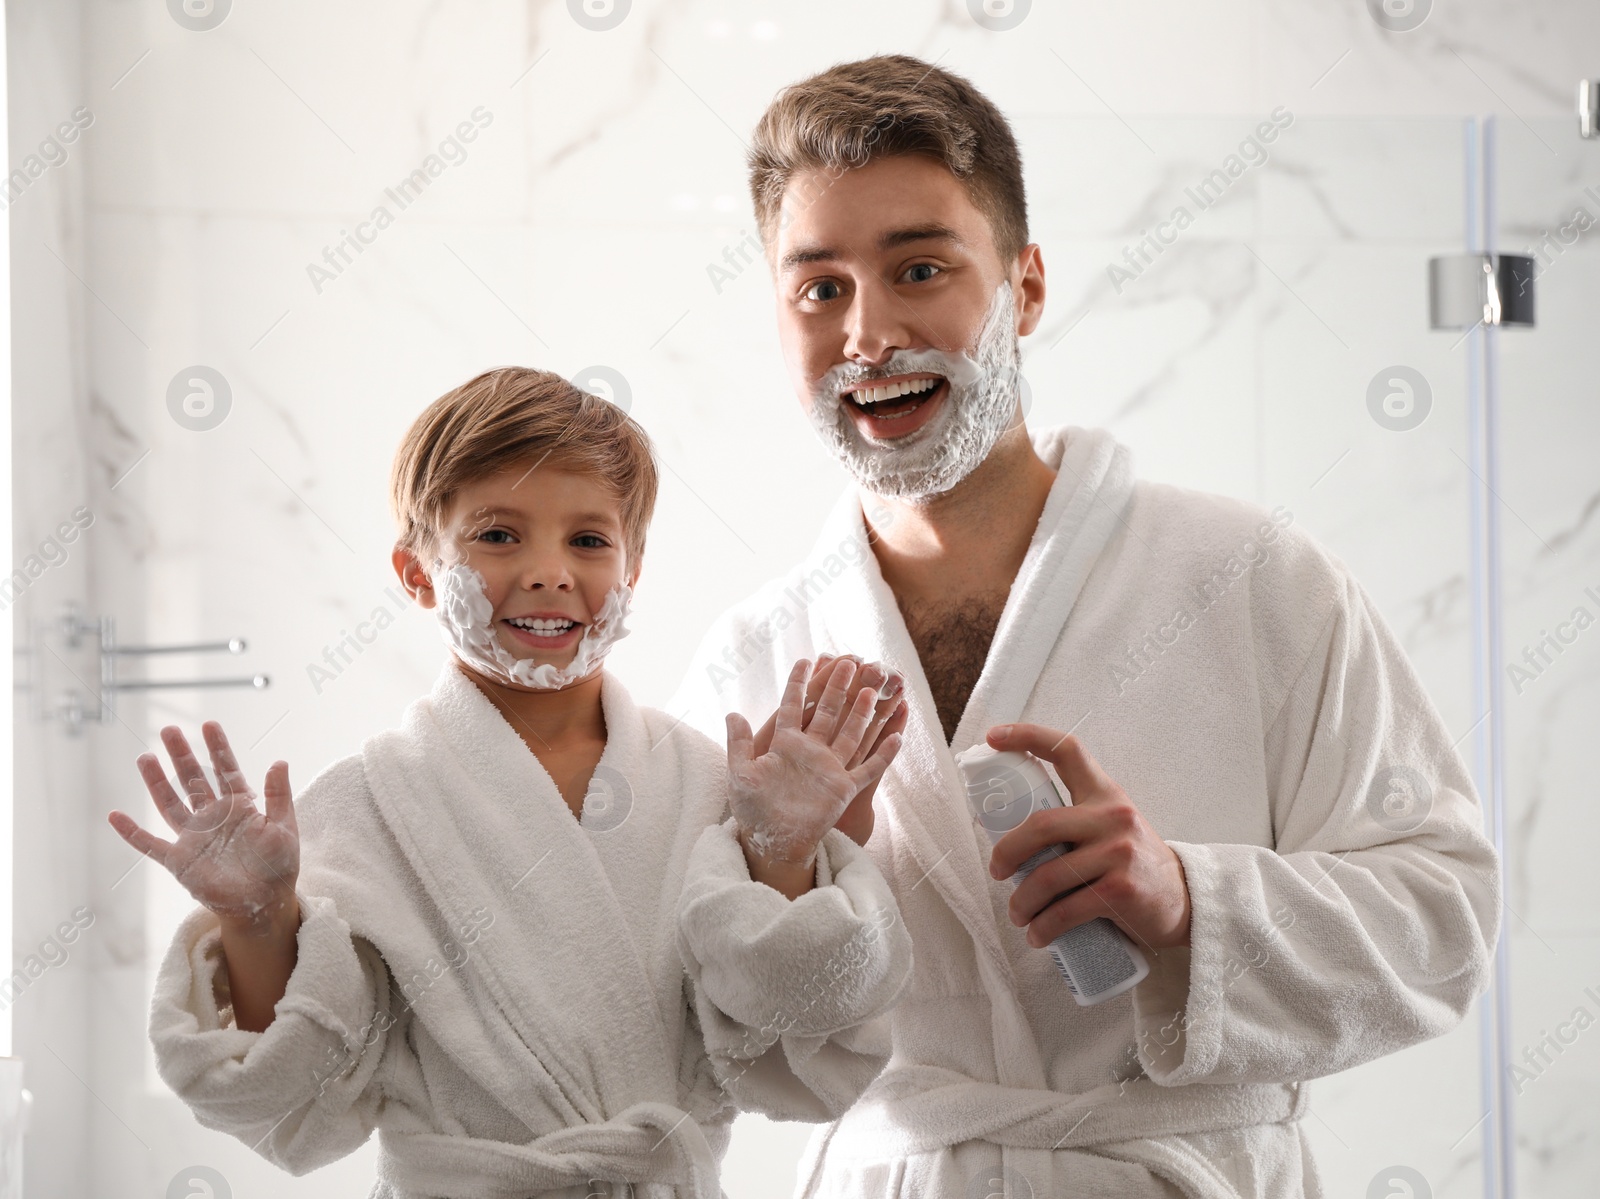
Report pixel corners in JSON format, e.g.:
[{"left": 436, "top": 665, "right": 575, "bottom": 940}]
[
  {"left": 390, "top": 367, "right": 657, "bottom": 568},
  {"left": 747, "top": 54, "right": 1030, "bottom": 264}
]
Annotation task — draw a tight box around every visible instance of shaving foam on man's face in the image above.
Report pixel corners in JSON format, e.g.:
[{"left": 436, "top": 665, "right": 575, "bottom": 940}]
[
  {"left": 425, "top": 466, "right": 634, "bottom": 692},
  {"left": 805, "top": 279, "right": 1022, "bottom": 500},
  {"left": 770, "top": 153, "right": 1035, "bottom": 502}
]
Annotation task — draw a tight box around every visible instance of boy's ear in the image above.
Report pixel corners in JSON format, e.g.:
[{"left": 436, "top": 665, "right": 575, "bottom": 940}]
[{"left": 392, "top": 546, "right": 435, "bottom": 608}]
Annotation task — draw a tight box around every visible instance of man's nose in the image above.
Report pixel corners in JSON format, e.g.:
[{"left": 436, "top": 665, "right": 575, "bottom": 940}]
[{"left": 842, "top": 273, "right": 921, "bottom": 365}]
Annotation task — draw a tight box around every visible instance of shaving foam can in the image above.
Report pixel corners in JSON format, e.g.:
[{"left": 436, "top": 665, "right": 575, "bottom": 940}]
[{"left": 955, "top": 744, "right": 1150, "bottom": 1005}]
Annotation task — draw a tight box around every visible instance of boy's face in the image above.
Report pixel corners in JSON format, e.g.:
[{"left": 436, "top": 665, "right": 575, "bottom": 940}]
[
  {"left": 399, "top": 463, "right": 635, "bottom": 681},
  {"left": 769, "top": 152, "right": 1044, "bottom": 461}
]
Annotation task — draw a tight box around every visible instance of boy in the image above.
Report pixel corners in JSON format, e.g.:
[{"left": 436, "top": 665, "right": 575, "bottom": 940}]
[{"left": 108, "top": 367, "right": 913, "bottom": 1198}]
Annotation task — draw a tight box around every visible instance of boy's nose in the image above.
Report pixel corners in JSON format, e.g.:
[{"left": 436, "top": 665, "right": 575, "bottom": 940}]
[{"left": 518, "top": 557, "right": 575, "bottom": 590}]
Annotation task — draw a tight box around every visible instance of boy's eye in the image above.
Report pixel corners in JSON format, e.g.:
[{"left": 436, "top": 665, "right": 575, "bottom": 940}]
[
  {"left": 572, "top": 533, "right": 609, "bottom": 549},
  {"left": 903, "top": 263, "right": 940, "bottom": 283},
  {"left": 476, "top": 528, "right": 513, "bottom": 544},
  {"left": 803, "top": 279, "right": 842, "bottom": 303}
]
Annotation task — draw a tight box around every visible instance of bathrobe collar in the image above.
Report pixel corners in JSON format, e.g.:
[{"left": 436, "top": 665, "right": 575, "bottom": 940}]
[
  {"left": 810, "top": 424, "right": 1133, "bottom": 732},
  {"left": 360, "top": 662, "right": 684, "bottom": 1132}
]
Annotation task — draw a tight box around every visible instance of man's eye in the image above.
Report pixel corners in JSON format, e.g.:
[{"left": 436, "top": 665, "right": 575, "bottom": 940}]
[
  {"left": 803, "top": 279, "right": 841, "bottom": 303},
  {"left": 904, "top": 263, "right": 940, "bottom": 283}
]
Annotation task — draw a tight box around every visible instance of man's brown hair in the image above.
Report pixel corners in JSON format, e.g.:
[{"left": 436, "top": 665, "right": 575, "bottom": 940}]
[
  {"left": 748, "top": 54, "right": 1029, "bottom": 264},
  {"left": 390, "top": 366, "right": 657, "bottom": 568}
]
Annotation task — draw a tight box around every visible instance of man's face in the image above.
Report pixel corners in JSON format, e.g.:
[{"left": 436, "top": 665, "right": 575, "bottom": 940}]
[{"left": 770, "top": 152, "right": 1044, "bottom": 499}]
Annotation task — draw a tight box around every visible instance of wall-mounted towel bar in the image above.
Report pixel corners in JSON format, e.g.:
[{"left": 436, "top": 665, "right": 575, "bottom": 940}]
[{"left": 55, "top": 604, "right": 268, "bottom": 734}]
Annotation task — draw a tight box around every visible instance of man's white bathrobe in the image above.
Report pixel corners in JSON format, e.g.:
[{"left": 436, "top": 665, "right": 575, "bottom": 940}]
[
  {"left": 671, "top": 424, "right": 1501, "bottom": 1198},
  {"left": 149, "top": 661, "right": 913, "bottom": 1199}
]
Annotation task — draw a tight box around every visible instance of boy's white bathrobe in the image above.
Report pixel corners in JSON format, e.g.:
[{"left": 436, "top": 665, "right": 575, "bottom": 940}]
[
  {"left": 149, "top": 661, "right": 913, "bottom": 1199},
  {"left": 671, "top": 424, "right": 1502, "bottom": 1198}
]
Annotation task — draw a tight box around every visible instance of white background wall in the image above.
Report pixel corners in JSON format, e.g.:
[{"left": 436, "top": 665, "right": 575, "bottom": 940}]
[{"left": 7, "top": 1, "right": 1599, "bottom": 1196}]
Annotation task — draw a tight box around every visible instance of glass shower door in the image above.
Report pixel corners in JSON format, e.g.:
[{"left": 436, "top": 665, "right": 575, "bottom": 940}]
[{"left": 1485, "top": 113, "right": 1600, "bottom": 1199}]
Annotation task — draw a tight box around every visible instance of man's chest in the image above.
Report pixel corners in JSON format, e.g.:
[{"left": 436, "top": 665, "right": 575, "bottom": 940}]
[{"left": 900, "top": 590, "right": 1011, "bottom": 741}]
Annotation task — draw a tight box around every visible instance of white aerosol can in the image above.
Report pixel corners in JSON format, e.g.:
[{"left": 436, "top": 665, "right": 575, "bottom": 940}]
[{"left": 955, "top": 744, "right": 1150, "bottom": 1005}]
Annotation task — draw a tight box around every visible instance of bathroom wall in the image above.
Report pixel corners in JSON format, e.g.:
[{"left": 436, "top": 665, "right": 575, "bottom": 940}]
[
  {"left": 9, "top": 1, "right": 1598, "bottom": 1195},
  {"left": 8, "top": 4, "right": 95, "bottom": 1196}
]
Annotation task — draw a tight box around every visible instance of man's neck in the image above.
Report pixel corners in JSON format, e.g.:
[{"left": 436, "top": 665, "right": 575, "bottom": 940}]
[{"left": 864, "top": 424, "right": 1057, "bottom": 611}]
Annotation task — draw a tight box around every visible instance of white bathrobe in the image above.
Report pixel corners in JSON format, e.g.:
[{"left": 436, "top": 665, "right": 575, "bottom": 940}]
[
  {"left": 149, "top": 660, "right": 913, "bottom": 1199},
  {"left": 670, "top": 424, "right": 1502, "bottom": 1198}
]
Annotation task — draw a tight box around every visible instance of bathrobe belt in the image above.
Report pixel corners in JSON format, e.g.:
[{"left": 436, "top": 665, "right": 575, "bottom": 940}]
[
  {"left": 377, "top": 1097, "right": 723, "bottom": 1198},
  {"left": 816, "top": 1063, "right": 1308, "bottom": 1161}
]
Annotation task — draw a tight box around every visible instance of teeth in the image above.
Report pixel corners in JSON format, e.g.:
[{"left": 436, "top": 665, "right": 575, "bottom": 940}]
[
  {"left": 848, "top": 377, "right": 940, "bottom": 407},
  {"left": 507, "top": 617, "right": 576, "bottom": 633}
]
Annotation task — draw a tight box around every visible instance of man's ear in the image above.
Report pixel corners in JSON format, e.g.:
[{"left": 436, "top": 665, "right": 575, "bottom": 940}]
[
  {"left": 392, "top": 545, "right": 435, "bottom": 609},
  {"left": 1012, "top": 243, "right": 1046, "bottom": 338}
]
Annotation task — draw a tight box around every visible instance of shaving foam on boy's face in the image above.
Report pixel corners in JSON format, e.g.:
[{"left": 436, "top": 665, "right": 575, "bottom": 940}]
[
  {"left": 425, "top": 466, "right": 634, "bottom": 692},
  {"left": 806, "top": 279, "right": 1022, "bottom": 501},
  {"left": 431, "top": 560, "right": 633, "bottom": 692}
]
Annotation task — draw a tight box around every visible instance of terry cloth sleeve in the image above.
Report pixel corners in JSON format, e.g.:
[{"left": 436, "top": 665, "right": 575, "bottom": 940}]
[
  {"left": 1130, "top": 566, "right": 1502, "bottom": 1087},
  {"left": 150, "top": 891, "right": 404, "bottom": 1174},
  {"left": 677, "top": 818, "right": 914, "bottom": 1122}
]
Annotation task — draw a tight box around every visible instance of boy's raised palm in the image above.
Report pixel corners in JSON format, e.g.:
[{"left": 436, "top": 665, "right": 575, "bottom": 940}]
[
  {"left": 109, "top": 721, "right": 299, "bottom": 927},
  {"left": 725, "top": 658, "right": 902, "bottom": 866}
]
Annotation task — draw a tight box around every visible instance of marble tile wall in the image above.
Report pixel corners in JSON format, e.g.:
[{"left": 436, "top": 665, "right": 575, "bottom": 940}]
[{"left": 9, "top": 1, "right": 1597, "bottom": 1195}]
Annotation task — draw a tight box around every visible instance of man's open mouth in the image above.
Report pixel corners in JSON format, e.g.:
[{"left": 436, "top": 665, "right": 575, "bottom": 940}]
[{"left": 842, "top": 374, "right": 948, "bottom": 422}]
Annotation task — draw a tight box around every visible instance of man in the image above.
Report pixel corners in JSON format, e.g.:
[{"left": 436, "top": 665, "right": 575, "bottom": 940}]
[{"left": 672, "top": 54, "right": 1500, "bottom": 1198}]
